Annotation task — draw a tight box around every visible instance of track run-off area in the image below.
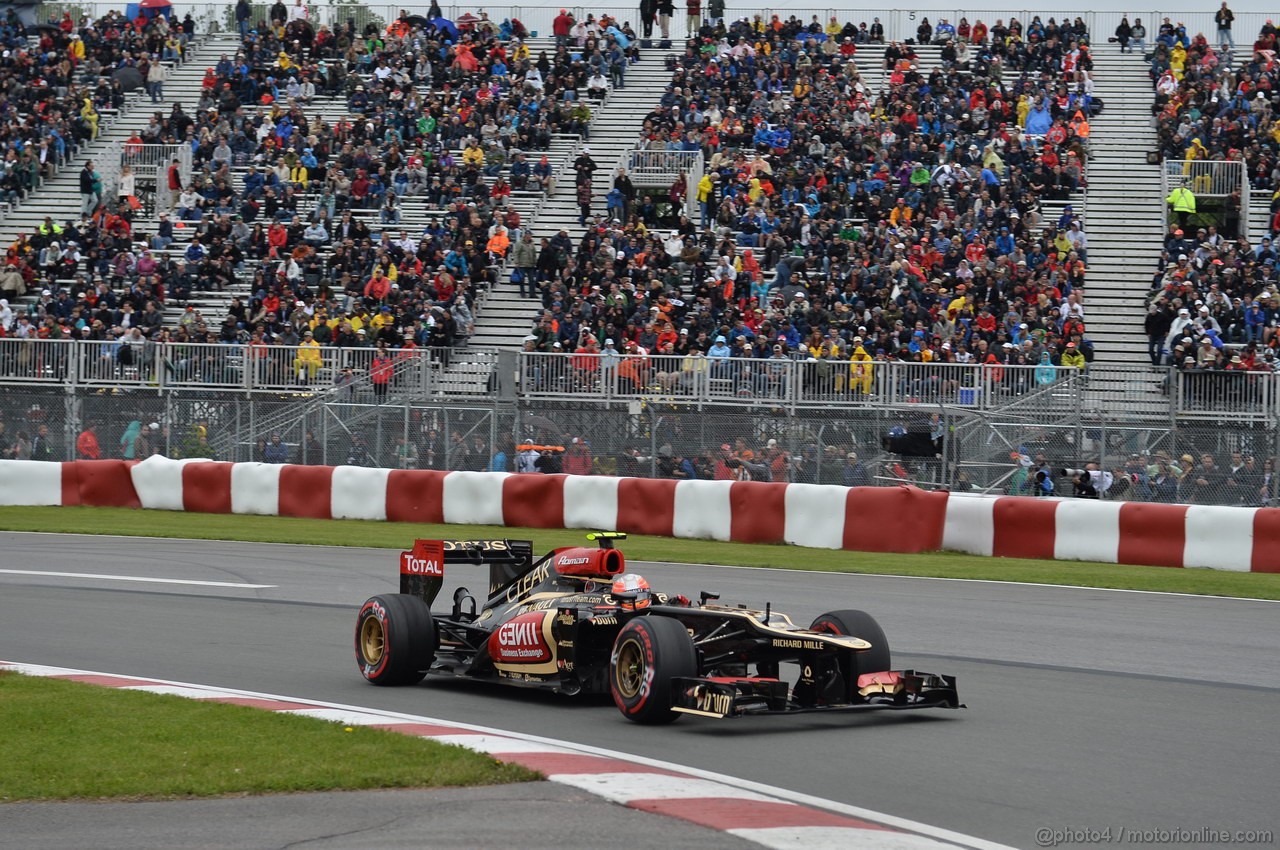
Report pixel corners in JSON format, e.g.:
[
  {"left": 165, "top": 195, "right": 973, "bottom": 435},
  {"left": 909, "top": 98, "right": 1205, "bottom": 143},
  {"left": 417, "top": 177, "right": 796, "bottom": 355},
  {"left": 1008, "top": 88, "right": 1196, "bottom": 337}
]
[{"left": 1, "top": 532, "right": 1277, "bottom": 848}]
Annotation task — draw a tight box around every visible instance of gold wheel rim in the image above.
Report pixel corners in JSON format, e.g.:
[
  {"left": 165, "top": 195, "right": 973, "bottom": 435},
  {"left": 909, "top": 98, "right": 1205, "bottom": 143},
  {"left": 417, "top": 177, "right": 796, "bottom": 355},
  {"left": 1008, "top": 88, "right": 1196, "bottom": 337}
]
[
  {"left": 615, "top": 638, "right": 644, "bottom": 699},
  {"left": 360, "top": 616, "right": 385, "bottom": 666}
]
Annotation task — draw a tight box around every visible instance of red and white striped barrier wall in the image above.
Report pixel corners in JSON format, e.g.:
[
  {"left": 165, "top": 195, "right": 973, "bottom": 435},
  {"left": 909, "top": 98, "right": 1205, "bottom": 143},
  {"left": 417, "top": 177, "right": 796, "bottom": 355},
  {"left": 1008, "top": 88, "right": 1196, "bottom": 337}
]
[
  {"left": 0, "top": 458, "right": 1275, "bottom": 573},
  {"left": 942, "top": 493, "right": 1280, "bottom": 573}
]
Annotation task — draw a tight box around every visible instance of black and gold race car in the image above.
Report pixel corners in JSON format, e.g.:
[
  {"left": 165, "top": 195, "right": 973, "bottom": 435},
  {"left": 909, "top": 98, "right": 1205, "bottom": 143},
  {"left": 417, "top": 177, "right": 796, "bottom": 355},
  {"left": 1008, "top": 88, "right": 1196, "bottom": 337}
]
[{"left": 355, "top": 534, "right": 961, "bottom": 724}]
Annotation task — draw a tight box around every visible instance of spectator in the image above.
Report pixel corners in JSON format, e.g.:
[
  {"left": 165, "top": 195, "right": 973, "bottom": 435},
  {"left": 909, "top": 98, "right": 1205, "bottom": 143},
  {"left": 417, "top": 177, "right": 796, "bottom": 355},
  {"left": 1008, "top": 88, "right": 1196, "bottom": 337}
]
[
  {"left": 842, "top": 451, "right": 870, "bottom": 487},
  {"left": 1115, "top": 17, "right": 1133, "bottom": 53},
  {"left": 31, "top": 424, "right": 56, "bottom": 461},
  {"left": 639, "top": 0, "right": 656, "bottom": 40},
  {"left": 79, "top": 161, "right": 99, "bottom": 219},
  {"left": 1166, "top": 184, "right": 1196, "bottom": 231},
  {"left": 564, "top": 437, "right": 594, "bottom": 474},
  {"left": 263, "top": 433, "right": 289, "bottom": 463},
  {"left": 1214, "top": 2, "right": 1234, "bottom": 48},
  {"left": 656, "top": 0, "right": 674, "bottom": 41},
  {"left": 685, "top": 0, "right": 701, "bottom": 37}
]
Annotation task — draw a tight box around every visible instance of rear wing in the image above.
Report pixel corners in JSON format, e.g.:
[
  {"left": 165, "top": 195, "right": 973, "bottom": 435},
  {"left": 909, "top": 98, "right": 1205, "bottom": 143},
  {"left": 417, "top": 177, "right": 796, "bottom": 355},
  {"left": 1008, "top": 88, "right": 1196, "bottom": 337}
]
[{"left": 399, "top": 539, "right": 535, "bottom": 606}]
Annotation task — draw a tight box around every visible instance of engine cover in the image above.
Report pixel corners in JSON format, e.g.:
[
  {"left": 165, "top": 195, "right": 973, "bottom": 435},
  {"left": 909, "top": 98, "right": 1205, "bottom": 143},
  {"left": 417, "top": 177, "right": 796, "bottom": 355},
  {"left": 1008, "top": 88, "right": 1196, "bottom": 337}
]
[{"left": 552, "top": 547, "right": 626, "bottom": 579}]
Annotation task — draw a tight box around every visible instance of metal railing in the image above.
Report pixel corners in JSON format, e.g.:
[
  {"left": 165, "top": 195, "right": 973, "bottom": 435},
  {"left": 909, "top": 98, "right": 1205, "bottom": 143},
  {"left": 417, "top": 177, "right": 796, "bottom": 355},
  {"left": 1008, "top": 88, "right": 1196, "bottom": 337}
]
[
  {"left": 1174, "top": 369, "right": 1277, "bottom": 422},
  {"left": 30, "top": 4, "right": 1278, "bottom": 49},
  {"left": 624, "top": 148, "right": 702, "bottom": 218},
  {"left": 516, "top": 352, "right": 1088, "bottom": 412},
  {"left": 512, "top": 352, "right": 1280, "bottom": 422},
  {"left": 1160, "top": 158, "right": 1247, "bottom": 237},
  {"left": 38, "top": 1, "right": 225, "bottom": 35},
  {"left": 626, "top": 149, "right": 702, "bottom": 185},
  {"left": 0, "top": 338, "right": 496, "bottom": 395},
  {"left": 6, "top": 342, "right": 1269, "bottom": 421},
  {"left": 1163, "top": 159, "right": 1245, "bottom": 199}
]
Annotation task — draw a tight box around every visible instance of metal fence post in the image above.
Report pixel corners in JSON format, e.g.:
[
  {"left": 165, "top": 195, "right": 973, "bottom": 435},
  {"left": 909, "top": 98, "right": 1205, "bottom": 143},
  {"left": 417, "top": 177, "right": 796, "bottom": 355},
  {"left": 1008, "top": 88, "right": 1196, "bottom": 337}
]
[
  {"left": 1099, "top": 413, "right": 1108, "bottom": 499},
  {"left": 649, "top": 405, "right": 658, "bottom": 478},
  {"left": 321, "top": 403, "right": 329, "bottom": 465},
  {"left": 443, "top": 407, "right": 452, "bottom": 470},
  {"left": 63, "top": 387, "right": 79, "bottom": 462},
  {"left": 489, "top": 406, "right": 499, "bottom": 472},
  {"left": 403, "top": 403, "right": 411, "bottom": 471}
]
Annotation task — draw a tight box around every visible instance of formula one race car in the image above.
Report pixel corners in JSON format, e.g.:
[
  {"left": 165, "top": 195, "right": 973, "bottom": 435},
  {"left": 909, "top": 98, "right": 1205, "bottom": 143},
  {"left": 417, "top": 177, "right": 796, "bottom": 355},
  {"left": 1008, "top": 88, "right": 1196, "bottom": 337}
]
[{"left": 355, "top": 534, "right": 961, "bottom": 724}]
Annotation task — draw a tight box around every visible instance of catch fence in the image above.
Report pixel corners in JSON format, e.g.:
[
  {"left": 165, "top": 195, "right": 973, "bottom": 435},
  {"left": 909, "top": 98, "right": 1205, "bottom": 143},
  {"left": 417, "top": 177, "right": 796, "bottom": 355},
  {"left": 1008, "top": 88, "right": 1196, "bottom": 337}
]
[{"left": 2, "top": 372, "right": 1276, "bottom": 505}]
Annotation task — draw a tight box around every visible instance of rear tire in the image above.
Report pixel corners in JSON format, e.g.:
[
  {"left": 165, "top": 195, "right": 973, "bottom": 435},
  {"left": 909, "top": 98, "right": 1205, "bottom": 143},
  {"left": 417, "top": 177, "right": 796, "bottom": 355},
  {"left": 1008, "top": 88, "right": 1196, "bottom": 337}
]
[
  {"left": 810, "top": 609, "right": 891, "bottom": 676},
  {"left": 610, "top": 617, "right": 697, "bottom": 724},
  {"left": 355, "top": 594, "right": 437, "bottom": 686}
]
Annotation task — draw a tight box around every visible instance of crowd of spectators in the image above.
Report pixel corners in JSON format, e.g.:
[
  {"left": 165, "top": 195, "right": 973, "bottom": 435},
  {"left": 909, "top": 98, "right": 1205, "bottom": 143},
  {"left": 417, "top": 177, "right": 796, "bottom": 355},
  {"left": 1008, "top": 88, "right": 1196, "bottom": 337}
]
[
  {"left": 1, "top": 7, "right": 196, "bottom": 347},
  {"left": 89, "top": 6, "right": 643, "bottom": 365},
  {"left": 1151, "top": 17, "right": 1280, "bottom": 189},
  {"left": 0, "top": 5, "right": 641, "bottom": 370},
  {"left": 3, "top": 5, "right": 1278, "bottom": 511},
  {"left": 1146, "top": 19, "right": 1280, "bottom": 373},
  {"left": 519, "top": 11, "right": 1099, "bottom": 388},
  {"left": 0, "top": 7, "right": 195, "bottom": 206}
]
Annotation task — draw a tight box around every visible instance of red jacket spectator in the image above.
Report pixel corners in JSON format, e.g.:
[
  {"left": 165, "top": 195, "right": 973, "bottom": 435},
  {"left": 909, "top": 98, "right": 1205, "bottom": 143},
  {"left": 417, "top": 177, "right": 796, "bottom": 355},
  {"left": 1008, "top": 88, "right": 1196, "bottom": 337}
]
[
  {"left": 267, "top": 223, "right": 288, "bottom": 255},
  {"left": 563, "top": 440, "right": 593, "bottom": 475},
  {"left": 364, "top": 273, "right": 391, "bottom": 301},
  {"left": 552, "top": 10, "right": 573, "bottom": 37},
  {"left": 370, "top": 354, "right": 393, "bottom": 385},
  {"left": 351, "top": 172, "right": 371, "bottom": 203},
  {"left": 77, "top": 428, "right": 100, "bottom": 459}
]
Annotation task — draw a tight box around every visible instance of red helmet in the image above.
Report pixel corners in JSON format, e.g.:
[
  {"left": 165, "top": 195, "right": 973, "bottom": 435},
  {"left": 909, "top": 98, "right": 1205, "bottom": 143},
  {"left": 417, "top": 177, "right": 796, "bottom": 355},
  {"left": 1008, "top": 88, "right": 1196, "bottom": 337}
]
[{"left": 611, "top": 573, "right": 652, "bottom": 610}]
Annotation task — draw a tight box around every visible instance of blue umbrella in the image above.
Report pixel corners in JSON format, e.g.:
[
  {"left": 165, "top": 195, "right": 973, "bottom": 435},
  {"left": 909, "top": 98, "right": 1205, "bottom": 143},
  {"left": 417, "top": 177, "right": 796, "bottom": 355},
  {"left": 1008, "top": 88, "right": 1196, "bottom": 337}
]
[
  {"left": 429, "top": 16, "right": 459, "bottom": 40},
  {"left": 605, "top": 25, "right": 630, "bottom": 48}
]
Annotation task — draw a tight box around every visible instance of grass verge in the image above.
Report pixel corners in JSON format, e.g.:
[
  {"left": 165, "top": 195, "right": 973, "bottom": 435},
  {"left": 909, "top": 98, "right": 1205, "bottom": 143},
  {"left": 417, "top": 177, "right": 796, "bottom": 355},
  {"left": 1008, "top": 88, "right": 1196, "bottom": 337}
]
[
  {"left": 0, "top": 670, "right": 535, "bottom": 801},
  {"left": 0, "top": 506, "right": 1277, "bottom": 600}
]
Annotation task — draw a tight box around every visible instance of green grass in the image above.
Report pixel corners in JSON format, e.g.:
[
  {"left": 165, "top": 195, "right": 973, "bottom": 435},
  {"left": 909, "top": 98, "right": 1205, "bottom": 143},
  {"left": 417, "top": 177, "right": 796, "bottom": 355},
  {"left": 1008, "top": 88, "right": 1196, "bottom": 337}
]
[
  {"left": 1, "top": 506, "right": 1278, "bottom": 600},
  {"left": 0, "top": 671, "right": 535, "bottom": 801}
]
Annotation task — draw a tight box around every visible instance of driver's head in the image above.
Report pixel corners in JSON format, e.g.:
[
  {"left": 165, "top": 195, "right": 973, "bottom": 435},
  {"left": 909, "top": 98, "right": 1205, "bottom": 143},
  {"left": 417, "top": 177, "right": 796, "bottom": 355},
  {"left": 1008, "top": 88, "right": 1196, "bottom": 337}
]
[{"left": 611, "top": 573, "right": 652, "bottom": 610}]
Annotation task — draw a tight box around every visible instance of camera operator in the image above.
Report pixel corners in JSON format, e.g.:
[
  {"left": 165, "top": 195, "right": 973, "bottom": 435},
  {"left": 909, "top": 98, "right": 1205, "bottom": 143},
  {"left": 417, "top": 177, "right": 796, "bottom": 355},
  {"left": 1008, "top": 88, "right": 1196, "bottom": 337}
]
[
  {"left": 1063, "top": 462, "right": 1114, "bottom": 499},
  {"left": 1033, "top": 455, "right": 1056, "bottom": 495}
]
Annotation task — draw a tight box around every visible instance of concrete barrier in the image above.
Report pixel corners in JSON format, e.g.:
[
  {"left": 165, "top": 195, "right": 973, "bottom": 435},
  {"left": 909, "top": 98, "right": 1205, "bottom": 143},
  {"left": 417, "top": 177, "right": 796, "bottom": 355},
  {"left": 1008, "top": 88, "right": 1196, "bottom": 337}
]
[
  {"left": 6, "top": 458, "right": 1276, "bottom": 573},
  {"left": 0, "top": 459, "right": 63, "bottom": 506}
]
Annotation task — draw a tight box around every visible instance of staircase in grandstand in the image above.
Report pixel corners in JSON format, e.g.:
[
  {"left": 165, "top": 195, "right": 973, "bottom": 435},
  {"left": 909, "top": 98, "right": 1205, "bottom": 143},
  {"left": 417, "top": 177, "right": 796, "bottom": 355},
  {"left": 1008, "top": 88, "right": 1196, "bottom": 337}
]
[
  {"left": 108, "top": 33, "right": 559, "bottom": 396},
  {"left": 0, "top": 31, "right": 221, "bottom": 250},
  {"left": 1074, "top": 44, "right": 1276, "bottom": 416},
  {"left": 1081, "top": 45, "right": 1171, "bottom": 368},
  {"left": 465, "top": 36, "right": 681, "bottom": 352}
]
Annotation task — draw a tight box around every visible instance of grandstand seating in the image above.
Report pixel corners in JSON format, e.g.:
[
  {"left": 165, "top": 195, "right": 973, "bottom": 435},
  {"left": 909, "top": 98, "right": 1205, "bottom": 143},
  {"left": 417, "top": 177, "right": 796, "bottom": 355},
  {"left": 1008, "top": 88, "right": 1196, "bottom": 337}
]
[
  {"left": 1142, "top": 20, "right": 1280, "bottom": 373},
  {"left": 17, "top": 7, "right": 1280, "bottom": 402}
]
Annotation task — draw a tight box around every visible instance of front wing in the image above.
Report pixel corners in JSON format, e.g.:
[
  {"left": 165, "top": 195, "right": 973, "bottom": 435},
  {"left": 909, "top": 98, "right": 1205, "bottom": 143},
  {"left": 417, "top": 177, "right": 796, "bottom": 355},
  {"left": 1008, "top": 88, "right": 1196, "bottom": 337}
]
[{"left": 671, "top": 670, "right": 963, "bottom": 719}]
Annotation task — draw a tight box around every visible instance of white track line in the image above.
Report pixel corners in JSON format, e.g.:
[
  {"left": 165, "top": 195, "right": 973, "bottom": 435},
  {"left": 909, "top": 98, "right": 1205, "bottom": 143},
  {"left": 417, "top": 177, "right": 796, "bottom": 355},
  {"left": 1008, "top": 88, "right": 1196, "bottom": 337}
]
[
  {"left": 0, "top": 568, "right": 276, "bottom": 589},
  {"left": 0, "top": 530, "right": 1270, "bottom": 602}
]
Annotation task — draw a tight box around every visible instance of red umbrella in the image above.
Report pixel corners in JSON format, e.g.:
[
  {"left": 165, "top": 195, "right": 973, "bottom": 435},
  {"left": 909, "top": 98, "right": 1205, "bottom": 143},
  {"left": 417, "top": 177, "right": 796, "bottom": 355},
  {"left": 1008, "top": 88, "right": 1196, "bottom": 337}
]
[
  {"left": 455, "top": 12, "right": 480, "bottom": 26},
  {"left": 139, "top": 0, "right": 173, "bottom": 8}
]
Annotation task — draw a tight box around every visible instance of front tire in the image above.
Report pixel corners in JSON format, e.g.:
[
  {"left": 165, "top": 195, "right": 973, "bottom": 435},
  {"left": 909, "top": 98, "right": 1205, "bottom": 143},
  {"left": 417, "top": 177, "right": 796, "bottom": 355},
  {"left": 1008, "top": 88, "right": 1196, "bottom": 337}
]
[
  {"left": 810, "top": 609, "right": 891, "bottom": 677},
  {"left": 355, "top": 594, "right": 437, "bottom": 686},
  {"left": 610, "top": 617, "right": 697, "bottom": 724}
]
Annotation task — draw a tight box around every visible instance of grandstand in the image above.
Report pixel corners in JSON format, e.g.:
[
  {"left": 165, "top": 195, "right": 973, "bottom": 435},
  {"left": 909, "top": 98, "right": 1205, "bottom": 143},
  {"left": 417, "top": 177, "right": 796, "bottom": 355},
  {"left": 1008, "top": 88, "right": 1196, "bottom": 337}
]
[{"left": 1, "top": 5, "right": 1279, "bottom": 503}]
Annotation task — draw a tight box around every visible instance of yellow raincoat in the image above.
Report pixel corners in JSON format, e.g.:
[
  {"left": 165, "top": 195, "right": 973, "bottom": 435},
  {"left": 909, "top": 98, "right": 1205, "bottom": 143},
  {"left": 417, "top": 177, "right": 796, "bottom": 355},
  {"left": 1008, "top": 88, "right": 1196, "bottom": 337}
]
[{"left": 849, "top": 344, "right": 874, "bottom": 394}]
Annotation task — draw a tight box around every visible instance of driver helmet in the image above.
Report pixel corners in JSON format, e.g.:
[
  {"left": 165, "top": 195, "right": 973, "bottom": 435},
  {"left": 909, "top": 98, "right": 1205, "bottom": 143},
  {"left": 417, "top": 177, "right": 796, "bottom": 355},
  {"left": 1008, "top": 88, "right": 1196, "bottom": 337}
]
[{"left": 611, "top": 573, "right": 652, "bottom": 610}]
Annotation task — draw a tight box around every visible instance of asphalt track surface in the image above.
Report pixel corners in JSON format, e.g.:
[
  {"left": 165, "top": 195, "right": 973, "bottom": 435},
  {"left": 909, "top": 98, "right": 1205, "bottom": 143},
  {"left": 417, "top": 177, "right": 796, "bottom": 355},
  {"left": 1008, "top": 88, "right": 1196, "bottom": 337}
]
[{"left": 2, "top": 533, "right": 1278, "bottom": 849}]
